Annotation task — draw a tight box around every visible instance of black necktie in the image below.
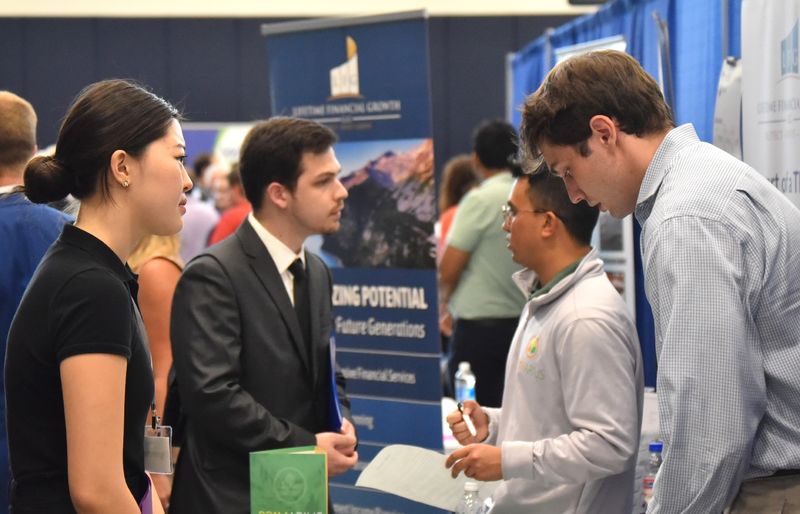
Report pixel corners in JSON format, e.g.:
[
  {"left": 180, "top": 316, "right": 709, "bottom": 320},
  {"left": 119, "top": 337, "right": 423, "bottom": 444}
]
[{"left": 288, "top": 259, "right": 312, "bottom": 352}]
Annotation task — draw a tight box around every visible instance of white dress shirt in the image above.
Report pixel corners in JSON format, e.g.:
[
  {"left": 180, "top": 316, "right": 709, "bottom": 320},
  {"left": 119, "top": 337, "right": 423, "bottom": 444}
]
[{"left": 247, "top": 213, "right": 305, "bottom": 305}]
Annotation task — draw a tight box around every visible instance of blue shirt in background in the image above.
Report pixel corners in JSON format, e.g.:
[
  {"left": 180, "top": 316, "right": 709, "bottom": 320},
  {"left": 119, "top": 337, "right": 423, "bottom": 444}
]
[{"left": 0, "top": 190, "right": 71, "bottom": 508}]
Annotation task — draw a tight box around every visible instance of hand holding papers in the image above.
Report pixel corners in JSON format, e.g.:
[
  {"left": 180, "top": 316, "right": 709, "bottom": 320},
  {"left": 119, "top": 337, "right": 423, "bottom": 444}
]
[
  {"left": 443, "top": 401, "right": 502, "bottom": 481},
  {"left": 445, "top": 443, "right": 504, "bottom": 482},
  {"left": 356, "top": 445, "right": 498, "bottom": 511}
]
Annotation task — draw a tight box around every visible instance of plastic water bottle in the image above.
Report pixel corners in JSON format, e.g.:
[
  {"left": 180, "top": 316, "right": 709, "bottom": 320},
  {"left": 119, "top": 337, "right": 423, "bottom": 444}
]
[
  {"left": 454, "top": 361, "right": 476, "bottom": 403},
  {"left": 642, "top": 440, "right": 663, "bottom": 507},
  {"left": 455, "top": 481, "right": 482, "bottom": 514}
]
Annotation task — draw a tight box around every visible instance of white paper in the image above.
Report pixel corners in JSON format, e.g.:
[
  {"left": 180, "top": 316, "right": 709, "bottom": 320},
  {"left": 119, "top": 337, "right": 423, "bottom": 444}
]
[{"left": 355, "top": 444, "right": 498, "bottom": 511}]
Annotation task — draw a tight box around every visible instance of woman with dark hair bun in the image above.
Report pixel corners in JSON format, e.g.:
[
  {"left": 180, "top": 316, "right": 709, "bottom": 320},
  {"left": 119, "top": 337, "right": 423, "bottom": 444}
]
[
  {"left": 22, "top": 154, "right": 73, "bottom": 203},
  {"left": 6, "top": 79, "right": 191, "bottom": 514}
]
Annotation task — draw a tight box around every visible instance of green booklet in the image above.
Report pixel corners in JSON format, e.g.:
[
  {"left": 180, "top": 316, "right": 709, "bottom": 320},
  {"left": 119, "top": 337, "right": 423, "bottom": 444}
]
[{"left": 250, "top": 446, "right": 328, "bottom": 514}]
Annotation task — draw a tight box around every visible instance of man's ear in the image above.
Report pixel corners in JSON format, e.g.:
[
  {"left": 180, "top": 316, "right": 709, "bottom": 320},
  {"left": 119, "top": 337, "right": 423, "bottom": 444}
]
[
  {"left": 589, "top": 115, "right": 618, "bottom": 147},
  {"left": 540, "top": 211, "right": 559, "bottom": 239},
  {"left": 266, "top": 182, "right": 290, "bottom": 209}
]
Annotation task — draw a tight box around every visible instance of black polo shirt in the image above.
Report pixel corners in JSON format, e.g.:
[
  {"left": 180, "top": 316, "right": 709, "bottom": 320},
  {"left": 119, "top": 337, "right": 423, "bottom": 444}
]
[{"left": 5, "top": 224, "right": 153, "bottom": 509}]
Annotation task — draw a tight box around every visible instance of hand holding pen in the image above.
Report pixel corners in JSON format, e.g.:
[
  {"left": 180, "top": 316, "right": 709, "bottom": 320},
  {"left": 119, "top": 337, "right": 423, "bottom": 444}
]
[{"left": 446, "top": 400, "right": 489, "bottom": 445}]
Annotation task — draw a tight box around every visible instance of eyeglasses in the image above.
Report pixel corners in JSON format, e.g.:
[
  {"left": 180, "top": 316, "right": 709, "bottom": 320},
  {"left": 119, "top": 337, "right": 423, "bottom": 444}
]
[{"left": 501, "top": 203, "right": 552, "bottom": 224}]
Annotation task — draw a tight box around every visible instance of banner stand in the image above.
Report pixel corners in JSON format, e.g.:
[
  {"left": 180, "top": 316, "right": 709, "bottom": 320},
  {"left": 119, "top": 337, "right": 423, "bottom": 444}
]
[{"left": 263, "top": 11, "right": 445, "bottom": 513}]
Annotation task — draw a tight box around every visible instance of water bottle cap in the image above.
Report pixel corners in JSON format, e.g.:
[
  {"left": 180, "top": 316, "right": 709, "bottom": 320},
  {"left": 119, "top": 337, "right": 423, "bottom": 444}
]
[
  {"left": 649, "top": 440, "right": 663, "bottom": 452},
  {"left": 464, "top": 481, "right": 479, "bottom": 492},
  {"left": 458, "top": 361, "right": 471, "bottom": 372}
]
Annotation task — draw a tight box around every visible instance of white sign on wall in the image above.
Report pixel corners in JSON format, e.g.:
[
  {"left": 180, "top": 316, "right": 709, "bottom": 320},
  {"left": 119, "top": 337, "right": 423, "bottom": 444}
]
[{"left": 742, "top": 0, "right": 800, "bottom": 206}]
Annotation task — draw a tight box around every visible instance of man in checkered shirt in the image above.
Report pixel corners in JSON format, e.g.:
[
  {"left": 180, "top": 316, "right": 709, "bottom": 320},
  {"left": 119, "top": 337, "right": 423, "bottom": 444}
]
[{"left": 519, "top": 49, "right": 800, "bottom": 513}]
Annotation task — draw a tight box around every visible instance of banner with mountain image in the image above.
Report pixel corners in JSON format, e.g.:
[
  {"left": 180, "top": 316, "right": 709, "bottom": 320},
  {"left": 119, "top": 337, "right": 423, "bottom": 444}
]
[{"left": 263, "top": 11, "right": 445, "bottom": 514}]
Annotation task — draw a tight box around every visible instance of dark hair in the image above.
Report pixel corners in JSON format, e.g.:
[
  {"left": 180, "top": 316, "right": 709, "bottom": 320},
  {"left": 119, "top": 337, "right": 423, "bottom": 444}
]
[
  {"left": 472, "top": 119, "right": 518, "bottom": 170},
  {"left": 192, "top": 152, "right": 214, "bottom": 180},
  {"left": 0, "top": 92, "right": 37, "bottom": 169},
  {"left": 227, "top": 164, "right": 241, "bottom": 189},
  {"left": 239, "top": 117, "right": 337, "bottom": 211},
  {"left": 519, "top": 50, "right": 674, "bottom": 172},
  {"left": 526, "top": 165, "right": 599, "bottom": 245},
  {"left": 439, "top": 155, "right": 478, "bottom": 212},
  {"left": 24, "top": 79, "right": 180, "bottom": 204}
]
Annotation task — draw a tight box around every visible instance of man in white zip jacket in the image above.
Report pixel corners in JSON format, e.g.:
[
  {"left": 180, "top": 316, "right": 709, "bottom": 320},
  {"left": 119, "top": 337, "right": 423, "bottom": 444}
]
[{"left": 446, "top": 170, "right": 643, "bottom": 513}]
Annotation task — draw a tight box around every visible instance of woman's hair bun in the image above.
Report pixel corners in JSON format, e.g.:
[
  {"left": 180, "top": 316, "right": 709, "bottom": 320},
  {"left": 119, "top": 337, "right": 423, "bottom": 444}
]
[{"left": 23, "top": 155, "right": 72, "bottom": 204}]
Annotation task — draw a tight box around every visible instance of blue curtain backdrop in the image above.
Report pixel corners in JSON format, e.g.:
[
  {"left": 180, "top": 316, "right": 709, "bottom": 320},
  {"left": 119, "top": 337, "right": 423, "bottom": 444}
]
[{"left": 510, "top": 0, "right": 742, "bottom": 387}]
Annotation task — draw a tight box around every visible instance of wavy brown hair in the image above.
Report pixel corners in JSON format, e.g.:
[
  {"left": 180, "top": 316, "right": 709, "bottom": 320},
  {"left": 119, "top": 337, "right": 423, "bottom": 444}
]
[{"left": 520, "top": 50, "right": 674, "bottom": 171}]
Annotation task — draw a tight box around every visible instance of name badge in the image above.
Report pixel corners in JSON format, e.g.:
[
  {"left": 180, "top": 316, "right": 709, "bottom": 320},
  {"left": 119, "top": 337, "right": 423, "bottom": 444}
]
[{"left": 144, "top": 425, "right": 173, "bottom": 474}]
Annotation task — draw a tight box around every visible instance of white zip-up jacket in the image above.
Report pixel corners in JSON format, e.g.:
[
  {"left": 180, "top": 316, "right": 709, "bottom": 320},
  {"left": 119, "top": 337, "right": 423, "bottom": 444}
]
[{"left": 484, "top": 248, "right": 644, "bottom": 513}]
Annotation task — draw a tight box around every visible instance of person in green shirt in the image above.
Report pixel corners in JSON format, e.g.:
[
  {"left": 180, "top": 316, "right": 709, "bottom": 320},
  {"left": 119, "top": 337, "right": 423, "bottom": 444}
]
[{"left": 438, "top": 120, "right": 526, "bottom": 407}]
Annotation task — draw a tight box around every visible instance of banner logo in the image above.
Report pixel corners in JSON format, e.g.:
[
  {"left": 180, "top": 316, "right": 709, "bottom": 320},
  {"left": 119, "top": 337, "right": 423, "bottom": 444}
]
[
  {"left": 292, "top": 37, "right": 404, "bottom": 126},
  {"left": 781, "top": 21, "right": 799, "bottom": 77},
  {"left": 330, "top": 36, "right": 361, "bottom": 99}
]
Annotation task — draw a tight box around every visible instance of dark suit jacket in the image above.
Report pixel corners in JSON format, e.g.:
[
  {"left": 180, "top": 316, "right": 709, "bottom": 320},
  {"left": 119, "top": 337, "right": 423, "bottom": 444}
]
[{"left": 169, "top": 221, "right": 351, "bottom": 514}]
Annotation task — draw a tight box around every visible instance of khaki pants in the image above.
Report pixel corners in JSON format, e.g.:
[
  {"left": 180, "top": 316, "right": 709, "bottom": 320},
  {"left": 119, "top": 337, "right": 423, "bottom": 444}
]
[{"left": 725, "top": 474, "right": 800, "bottom": 514}]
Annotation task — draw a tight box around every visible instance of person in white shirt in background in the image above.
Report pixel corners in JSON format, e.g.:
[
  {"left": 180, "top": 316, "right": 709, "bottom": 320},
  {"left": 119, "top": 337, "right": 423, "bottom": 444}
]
[{"left": 446, "top": 169, "right": 643, "bottom": 513}]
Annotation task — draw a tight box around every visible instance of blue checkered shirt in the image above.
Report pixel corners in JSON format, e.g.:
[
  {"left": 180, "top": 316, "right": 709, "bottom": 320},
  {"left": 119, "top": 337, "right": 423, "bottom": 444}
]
[{"left": 637, "top": 124, "right": 800, "bottom": 513}]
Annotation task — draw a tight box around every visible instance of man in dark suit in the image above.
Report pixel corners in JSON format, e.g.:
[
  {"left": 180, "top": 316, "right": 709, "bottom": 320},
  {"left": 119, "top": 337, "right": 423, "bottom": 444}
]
[{"left": 169, "top": 117, "right": 357, "bottom": 514}]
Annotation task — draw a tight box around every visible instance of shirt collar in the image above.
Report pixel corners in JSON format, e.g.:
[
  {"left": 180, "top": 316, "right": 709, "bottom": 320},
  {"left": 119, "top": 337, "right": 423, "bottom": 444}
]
[
  {"left": 512, "top": 248, "right": 602, "bottom": 306},
  {"left": 247, "top": 213, "right": 305, "bottom": 274},
  {"left": 529, "top": 256, "right": 583, "bottom": 300},
  {"left": 60, "top": 224, "right": 138, "bottom": 288},
  {"left": 636, "top": 124, "right": 700, "bottom": 224}
]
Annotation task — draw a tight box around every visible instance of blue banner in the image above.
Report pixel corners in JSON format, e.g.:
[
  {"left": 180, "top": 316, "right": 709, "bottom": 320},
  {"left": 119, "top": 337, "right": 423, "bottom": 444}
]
[
  {"left": 337, "top": 351, "right": 441, "bottom": 402},
  {"left": 264, "top": 12, "right": 445, "bottom": 513},
  {"left": 267, "top": 18, "right": 432, "bottom": 141},
  {"left": 346, "top": 396, "right": 442, "bottom": 449},
  {"left": 332, "top": 268, "right": 438, "bottom": 353}
]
